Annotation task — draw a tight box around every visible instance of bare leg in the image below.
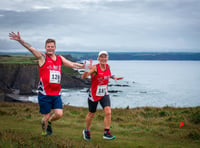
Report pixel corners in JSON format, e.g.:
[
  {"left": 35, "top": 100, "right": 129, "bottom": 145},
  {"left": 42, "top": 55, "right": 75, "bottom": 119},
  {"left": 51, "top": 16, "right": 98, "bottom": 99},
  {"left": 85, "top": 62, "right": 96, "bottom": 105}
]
[
  {"left": 103, "top": 106, "right": 115, "bottom": 140},
  {"left": 104, "top": 106, "right": 111, "bottom": 129},
  {"left": 41, "top": 113, "right": 51, "bottom": 132},
  {"left": 49, "top": 109, "right": 63, "bottom": 122},
  {"left": 85, "top": 112, "right": 95, "bottom": 130}
]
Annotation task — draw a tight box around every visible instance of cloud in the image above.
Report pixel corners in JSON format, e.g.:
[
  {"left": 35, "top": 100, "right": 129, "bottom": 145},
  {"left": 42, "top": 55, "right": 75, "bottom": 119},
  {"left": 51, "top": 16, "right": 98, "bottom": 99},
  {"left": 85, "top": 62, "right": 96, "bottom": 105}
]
[{"left": 0, "top": 0, "right": 200, "bottom": 52}]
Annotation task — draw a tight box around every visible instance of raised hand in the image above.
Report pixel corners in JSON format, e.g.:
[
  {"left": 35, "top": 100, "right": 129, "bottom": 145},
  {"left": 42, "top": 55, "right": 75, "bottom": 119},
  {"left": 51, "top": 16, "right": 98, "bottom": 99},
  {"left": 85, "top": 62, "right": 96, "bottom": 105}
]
[
  {"left": 9, "top": 32, "right": 21, "bottom": 41},
  {"left": 84, "top": 59, "right": 93, "bottom": 72},
  {"left": 89, "top": 59, "right": 93, "bottom": 69},
  {"left": 8, "top": 32, "right": 43, "bottom": 61}
]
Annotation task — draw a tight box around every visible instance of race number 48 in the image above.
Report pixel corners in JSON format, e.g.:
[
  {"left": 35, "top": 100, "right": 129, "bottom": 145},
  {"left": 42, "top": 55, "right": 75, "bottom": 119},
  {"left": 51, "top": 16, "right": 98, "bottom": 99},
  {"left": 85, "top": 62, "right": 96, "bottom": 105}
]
[{"left": 96, "top": 85, "right": 107, "bottom": 96}]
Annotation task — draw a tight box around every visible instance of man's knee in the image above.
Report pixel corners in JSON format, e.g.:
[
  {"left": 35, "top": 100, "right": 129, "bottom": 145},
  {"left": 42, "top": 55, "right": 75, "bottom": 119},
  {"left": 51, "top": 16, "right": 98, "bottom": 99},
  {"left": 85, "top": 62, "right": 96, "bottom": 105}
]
[
  {"left": 55, "top": 109, "right": 63, "bottom": 118},
  {"left": 57, "top": 112, "right": 63, "bottom": 118}
]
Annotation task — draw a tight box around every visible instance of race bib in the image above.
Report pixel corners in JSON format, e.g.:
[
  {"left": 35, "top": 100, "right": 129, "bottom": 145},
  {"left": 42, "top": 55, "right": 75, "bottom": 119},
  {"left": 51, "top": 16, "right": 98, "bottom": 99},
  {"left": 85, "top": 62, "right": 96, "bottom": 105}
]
[
  {"left": 50, "top": 70, "right": 61, "bottom": 84},
  {"left": 96, "top": 85, "right": 107, "bottom": 96}
]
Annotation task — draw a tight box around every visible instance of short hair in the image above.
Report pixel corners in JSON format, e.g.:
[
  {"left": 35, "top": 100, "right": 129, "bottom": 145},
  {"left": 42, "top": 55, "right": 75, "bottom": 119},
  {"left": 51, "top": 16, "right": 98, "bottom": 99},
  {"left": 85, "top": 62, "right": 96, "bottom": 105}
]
[{"left": 45, "top": 38, "right": 56, "bottom": 46}]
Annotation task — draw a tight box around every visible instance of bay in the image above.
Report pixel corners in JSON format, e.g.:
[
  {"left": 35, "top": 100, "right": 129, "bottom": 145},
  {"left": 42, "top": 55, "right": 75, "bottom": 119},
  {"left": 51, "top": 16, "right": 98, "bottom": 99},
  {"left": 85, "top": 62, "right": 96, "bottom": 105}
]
[{"left": 28, "top": 60, "right": 200, "bottom": 108}]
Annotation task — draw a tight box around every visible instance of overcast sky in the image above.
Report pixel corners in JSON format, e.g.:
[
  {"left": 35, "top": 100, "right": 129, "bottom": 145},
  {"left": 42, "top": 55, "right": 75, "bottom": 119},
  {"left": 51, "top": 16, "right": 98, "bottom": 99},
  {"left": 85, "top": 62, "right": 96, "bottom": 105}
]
[{"left": 0, "top": 0, "right": 200, "bottom": 52}]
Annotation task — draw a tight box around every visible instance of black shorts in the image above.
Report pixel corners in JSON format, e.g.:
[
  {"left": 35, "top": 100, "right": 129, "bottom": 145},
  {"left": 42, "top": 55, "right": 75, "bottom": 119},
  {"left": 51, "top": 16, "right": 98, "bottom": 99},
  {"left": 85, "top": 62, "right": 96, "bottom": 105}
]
[{"left": 88, "top": 95, "right": 111, "bottom": 113}]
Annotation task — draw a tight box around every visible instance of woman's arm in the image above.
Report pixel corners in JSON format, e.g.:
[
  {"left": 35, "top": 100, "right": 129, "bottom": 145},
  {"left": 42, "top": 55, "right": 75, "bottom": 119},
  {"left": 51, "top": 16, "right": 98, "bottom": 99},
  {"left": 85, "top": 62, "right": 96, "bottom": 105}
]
[{"left": 110, "top": 75, "right": 123, "bottom": 81}]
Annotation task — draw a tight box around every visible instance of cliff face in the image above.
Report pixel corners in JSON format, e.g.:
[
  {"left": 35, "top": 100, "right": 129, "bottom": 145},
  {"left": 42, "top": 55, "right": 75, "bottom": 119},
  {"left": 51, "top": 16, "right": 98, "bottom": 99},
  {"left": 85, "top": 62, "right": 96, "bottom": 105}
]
[
  {"left": 0, "top": 64, "right": 90, "bottom": 100},
  {"left": 0, "top": 64, "right": 38, "bottom": 95}
]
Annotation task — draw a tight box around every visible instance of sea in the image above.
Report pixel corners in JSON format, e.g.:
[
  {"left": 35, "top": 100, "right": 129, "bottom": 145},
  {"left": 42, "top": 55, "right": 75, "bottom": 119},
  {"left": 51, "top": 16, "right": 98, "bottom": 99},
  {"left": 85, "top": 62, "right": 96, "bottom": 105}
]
[{"left": 27, "top": 60, "right": 200, "bottom": 108}]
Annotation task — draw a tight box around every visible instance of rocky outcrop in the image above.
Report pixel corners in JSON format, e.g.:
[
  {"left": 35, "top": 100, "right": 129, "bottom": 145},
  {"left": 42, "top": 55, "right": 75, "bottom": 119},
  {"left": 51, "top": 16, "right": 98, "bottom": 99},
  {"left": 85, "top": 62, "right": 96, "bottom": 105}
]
[
  {"left": 0, "top": 64, "right": 39, "bottom": 95},
  {"left": 0, "top": 89, "right": 5, "bottom": 102},
  {"left": 0, "top": 64, "right": 90, "bottom": 101}
]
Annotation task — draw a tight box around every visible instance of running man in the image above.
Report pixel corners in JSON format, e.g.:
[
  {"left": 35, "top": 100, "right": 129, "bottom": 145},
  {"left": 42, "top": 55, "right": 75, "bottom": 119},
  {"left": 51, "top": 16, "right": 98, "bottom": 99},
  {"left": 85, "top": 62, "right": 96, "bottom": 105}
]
[
  {"left": 81, "top": 51, "right": 123, "bottom": 141},
  {"left": 9, "top": 32, "right": 91, "bottom": 136}
]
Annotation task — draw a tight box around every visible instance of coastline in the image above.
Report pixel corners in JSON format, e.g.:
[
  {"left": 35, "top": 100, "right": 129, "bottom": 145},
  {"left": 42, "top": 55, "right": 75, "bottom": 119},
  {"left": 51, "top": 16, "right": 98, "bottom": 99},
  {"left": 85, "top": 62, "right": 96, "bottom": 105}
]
[{"left": 1, "top": 55, "right": 200, "bottom": 108}]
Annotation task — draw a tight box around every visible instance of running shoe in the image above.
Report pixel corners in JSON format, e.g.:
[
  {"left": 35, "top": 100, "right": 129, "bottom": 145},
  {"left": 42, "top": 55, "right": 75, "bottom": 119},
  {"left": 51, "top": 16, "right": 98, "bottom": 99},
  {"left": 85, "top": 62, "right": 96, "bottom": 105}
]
[
  {"left": 41, "top": 131, "right": 47, "bottom": 136},
  {"left": 103, "top": 130, "right": 115, "bottom": 140},
  {"left": 46, "top": 121, "right": 53, "bottom": 135},
  {"left": 83, "top": 129, "right": 91, "bottom": 141}
]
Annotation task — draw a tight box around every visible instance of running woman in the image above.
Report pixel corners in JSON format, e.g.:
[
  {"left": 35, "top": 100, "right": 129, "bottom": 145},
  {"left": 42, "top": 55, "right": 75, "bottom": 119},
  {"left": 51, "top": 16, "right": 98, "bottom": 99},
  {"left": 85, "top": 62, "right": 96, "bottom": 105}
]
[
  {"left": 9, "top": 32, "right": 91, "bottom": 136},
  {"left": 82, "top": 51, "right": 123, "bottom": 141}
]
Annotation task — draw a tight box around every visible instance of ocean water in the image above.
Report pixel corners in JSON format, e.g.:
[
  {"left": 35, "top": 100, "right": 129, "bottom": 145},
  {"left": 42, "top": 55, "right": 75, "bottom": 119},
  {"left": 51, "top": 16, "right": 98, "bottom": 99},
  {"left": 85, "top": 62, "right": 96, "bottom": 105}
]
[{"left": 28, "top": 60, "right": 200, "bottom": 108}]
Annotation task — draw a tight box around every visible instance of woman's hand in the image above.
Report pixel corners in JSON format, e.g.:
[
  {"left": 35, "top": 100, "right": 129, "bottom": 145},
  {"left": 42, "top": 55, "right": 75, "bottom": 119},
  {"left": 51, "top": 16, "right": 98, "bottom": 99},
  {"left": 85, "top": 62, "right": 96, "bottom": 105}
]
[{"left": 84, "top": 59, "right": 93, "bottom": 72}]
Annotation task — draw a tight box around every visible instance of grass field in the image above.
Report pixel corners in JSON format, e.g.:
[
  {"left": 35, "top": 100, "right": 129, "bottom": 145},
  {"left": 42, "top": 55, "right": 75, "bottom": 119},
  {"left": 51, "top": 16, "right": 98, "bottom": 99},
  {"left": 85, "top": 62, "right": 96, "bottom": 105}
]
[
  {"left": 0, "top": 102, "right": 199, "bottom": 148},
  {"left": 0, "top": 55, "right": 37, "bottom": 64}
]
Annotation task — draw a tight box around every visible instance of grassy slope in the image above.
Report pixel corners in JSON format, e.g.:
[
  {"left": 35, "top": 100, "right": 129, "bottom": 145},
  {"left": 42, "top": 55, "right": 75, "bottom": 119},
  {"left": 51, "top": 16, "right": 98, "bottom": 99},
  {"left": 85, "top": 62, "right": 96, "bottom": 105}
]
[
  {"left": 0, "top": 55, "right": 38, "bottom": 64},
  {"left": 0, "top": 103, "right": 200, "bottom": 148}
]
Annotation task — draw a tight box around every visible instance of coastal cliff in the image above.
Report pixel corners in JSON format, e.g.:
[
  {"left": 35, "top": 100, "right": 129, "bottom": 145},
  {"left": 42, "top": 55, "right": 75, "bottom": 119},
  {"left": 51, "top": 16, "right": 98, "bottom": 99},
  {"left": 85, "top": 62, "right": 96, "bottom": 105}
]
[{"left": 0, "top": 63, "right": 90, "bottom": 101}]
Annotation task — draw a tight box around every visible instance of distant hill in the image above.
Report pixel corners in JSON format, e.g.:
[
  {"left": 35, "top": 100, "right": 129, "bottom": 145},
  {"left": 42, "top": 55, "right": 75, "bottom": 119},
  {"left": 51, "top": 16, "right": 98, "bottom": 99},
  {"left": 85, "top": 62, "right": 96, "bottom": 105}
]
[{"left": 1, "top": 52, "right": 200, "bottom": 61}]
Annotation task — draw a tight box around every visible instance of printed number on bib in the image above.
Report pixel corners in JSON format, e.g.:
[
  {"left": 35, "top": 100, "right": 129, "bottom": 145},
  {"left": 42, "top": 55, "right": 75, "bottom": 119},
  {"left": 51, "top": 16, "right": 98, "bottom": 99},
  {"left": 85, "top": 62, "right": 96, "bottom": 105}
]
[
  {"left": 96, "top": 85, "right": 107, "bottom": 96},
  {"left": 50, "top": 70, "right": 61, "bottom": 83}
]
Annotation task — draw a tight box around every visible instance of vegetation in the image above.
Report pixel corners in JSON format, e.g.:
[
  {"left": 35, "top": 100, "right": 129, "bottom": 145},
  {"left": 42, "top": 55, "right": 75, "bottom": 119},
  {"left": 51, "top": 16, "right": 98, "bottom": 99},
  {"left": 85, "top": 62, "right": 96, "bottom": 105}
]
[
  {"left": 0, "top": 55, "right": 37, "bottom": 64},
  {"left": 0, "top": 102, "right": 199, "bottom": 148},
  {"left": 62, "top": 66, "right": 80, "bottom": 76}
]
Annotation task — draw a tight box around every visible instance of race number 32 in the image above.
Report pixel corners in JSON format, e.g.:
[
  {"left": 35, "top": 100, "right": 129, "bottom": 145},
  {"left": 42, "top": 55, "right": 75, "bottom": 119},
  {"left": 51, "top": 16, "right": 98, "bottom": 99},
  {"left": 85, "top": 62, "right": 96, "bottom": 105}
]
[{"left": 50, "top": 70, "right": 61, "bottom": 84}]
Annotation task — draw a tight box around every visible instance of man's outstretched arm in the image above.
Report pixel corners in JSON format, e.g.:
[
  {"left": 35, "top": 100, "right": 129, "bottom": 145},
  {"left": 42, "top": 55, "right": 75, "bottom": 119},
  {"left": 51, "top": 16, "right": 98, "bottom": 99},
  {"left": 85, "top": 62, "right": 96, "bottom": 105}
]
[{"left": 9, "top": 32, "right": 45, "bottom": 65}]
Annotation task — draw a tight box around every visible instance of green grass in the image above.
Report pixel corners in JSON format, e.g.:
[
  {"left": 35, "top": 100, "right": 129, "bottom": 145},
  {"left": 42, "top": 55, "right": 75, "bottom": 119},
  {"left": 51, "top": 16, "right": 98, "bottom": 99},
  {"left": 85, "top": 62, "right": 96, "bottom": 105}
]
[
  {"left": 0, "top": 103, "right": 199, "bottom": 148},
  {"left": 0, "top": 55, "right": 37, "bottom": 64},
  {"left": 62, "top": 66, "right": 80, "bottom": 76}
]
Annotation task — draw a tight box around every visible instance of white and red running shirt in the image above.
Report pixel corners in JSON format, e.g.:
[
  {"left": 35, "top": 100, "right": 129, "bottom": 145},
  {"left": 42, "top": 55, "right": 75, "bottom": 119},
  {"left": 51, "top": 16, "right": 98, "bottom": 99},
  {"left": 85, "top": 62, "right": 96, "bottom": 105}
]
[
  {"left": 38, "top": 54, "right": 62, "bottom": 96},
  {"left": 89, "top": 64, "right": 111, "bottom": 101}
]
